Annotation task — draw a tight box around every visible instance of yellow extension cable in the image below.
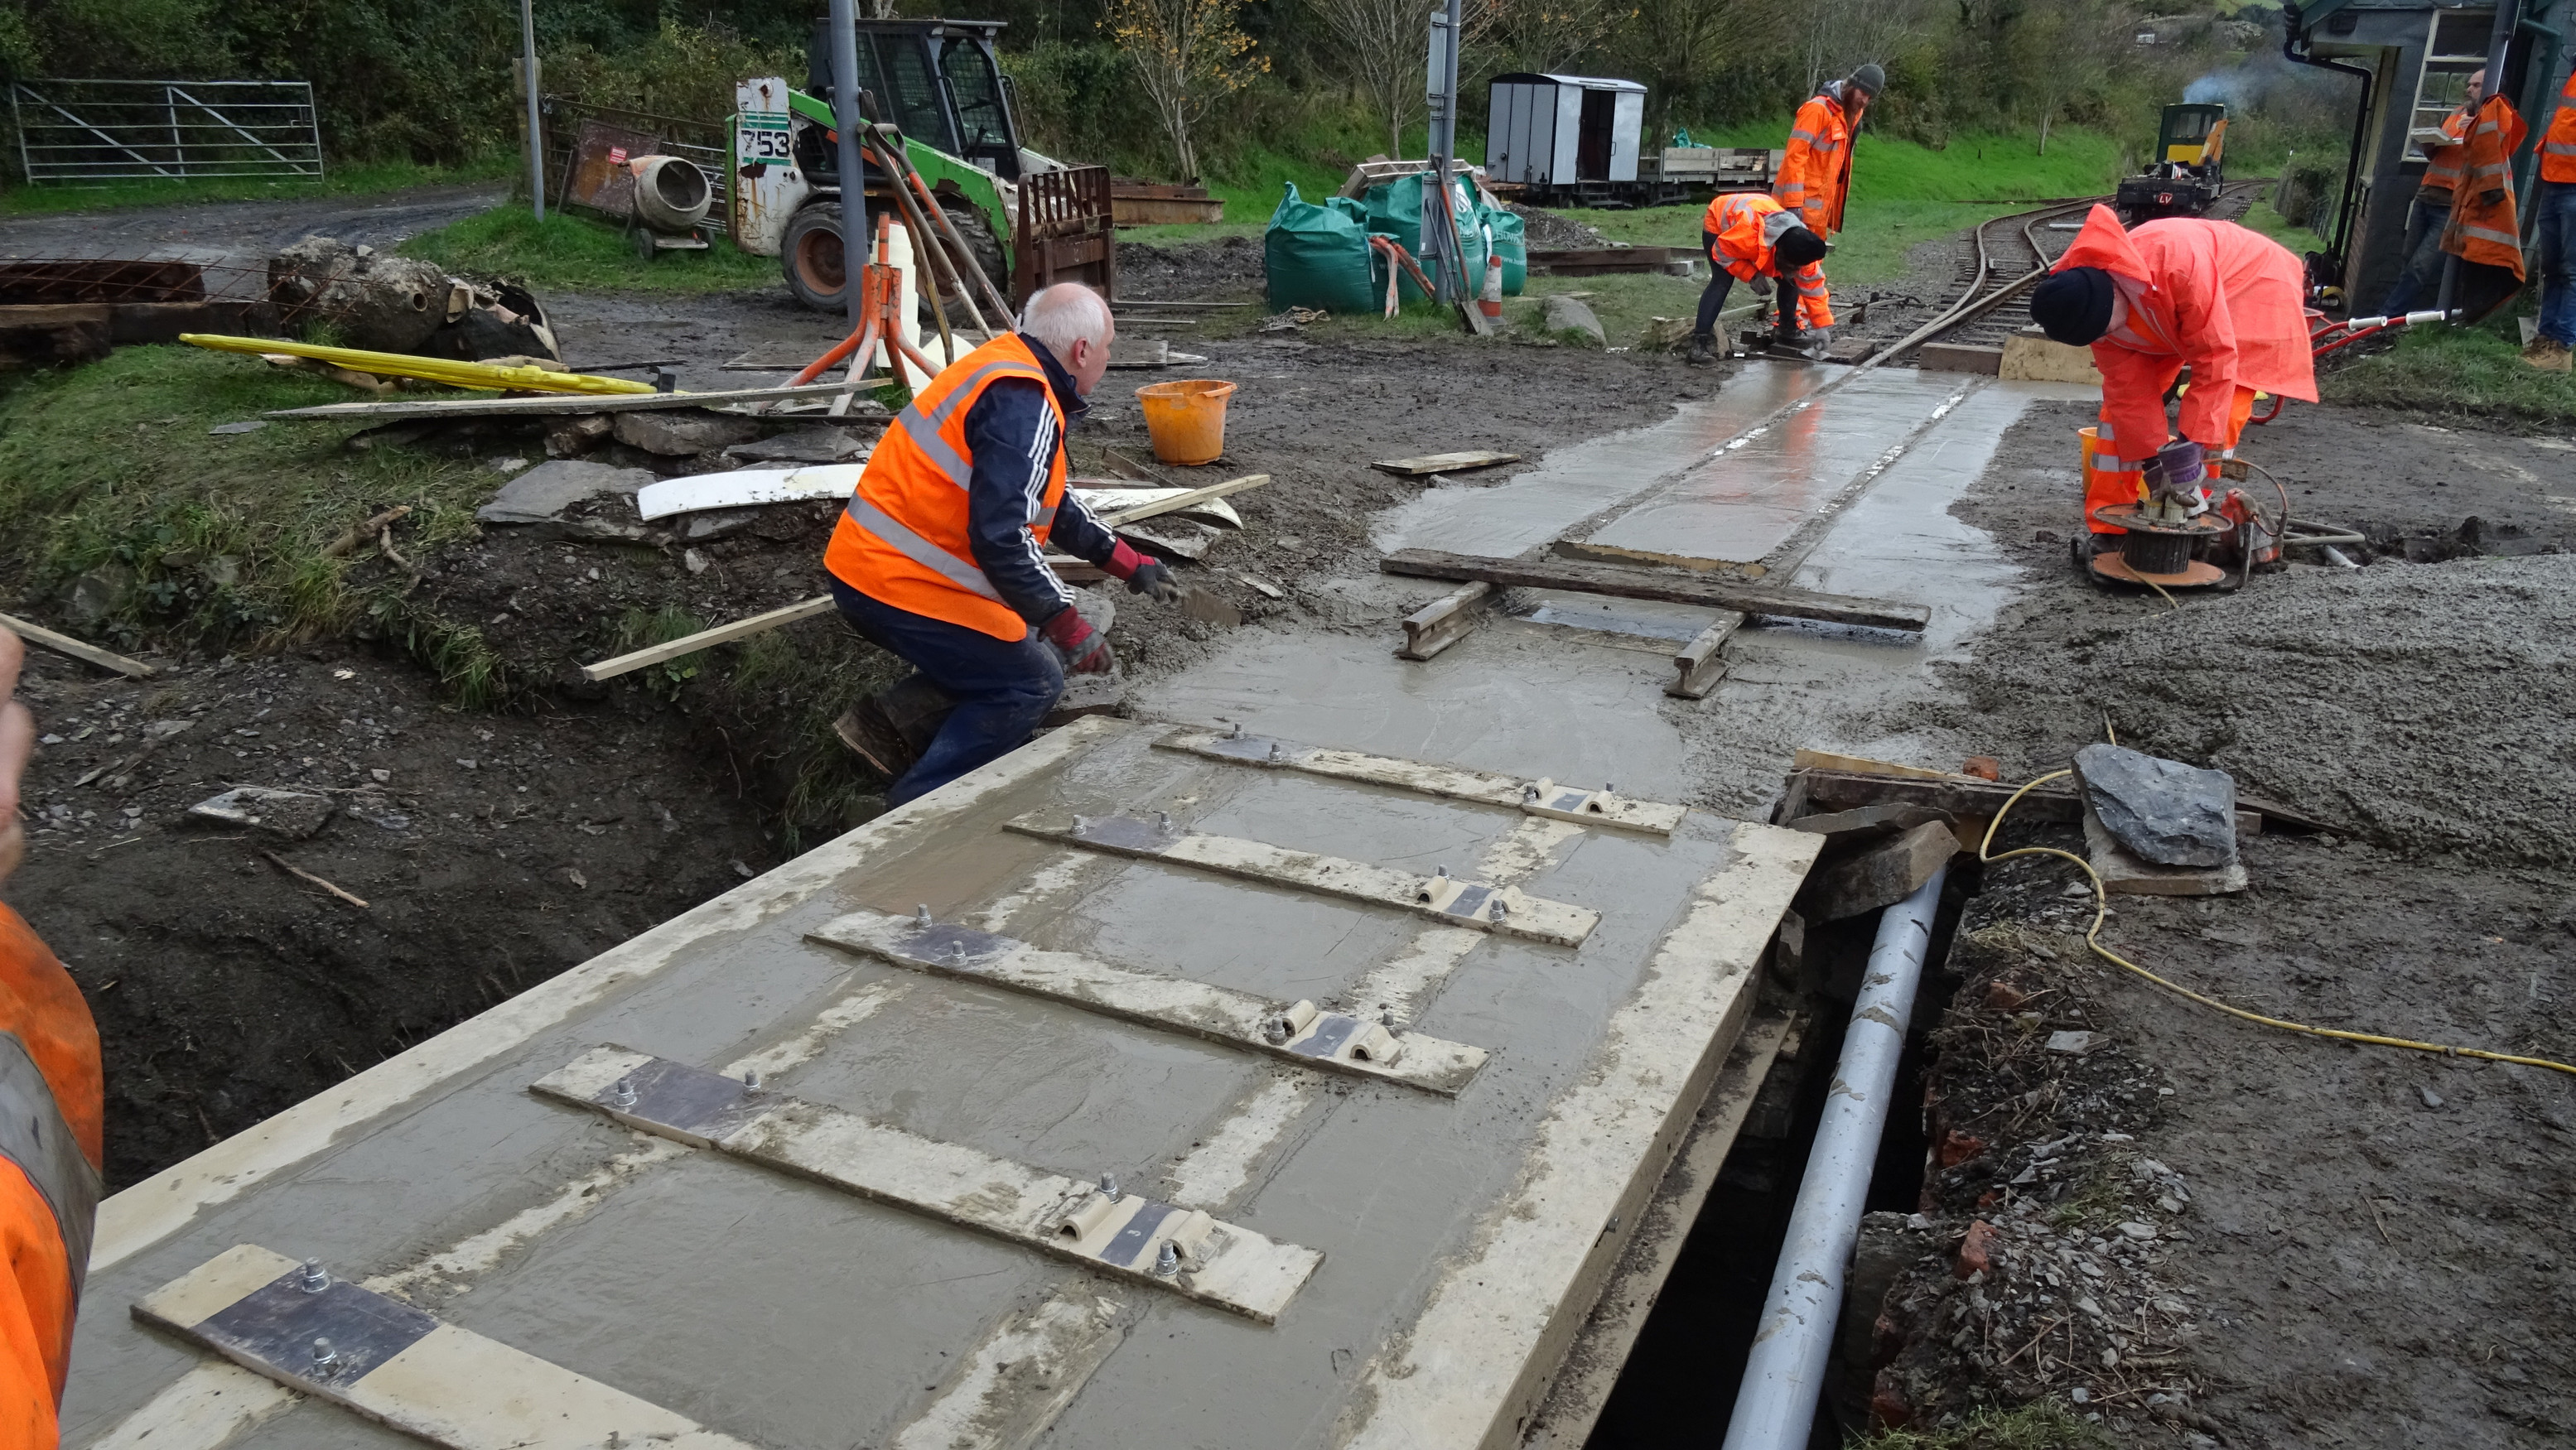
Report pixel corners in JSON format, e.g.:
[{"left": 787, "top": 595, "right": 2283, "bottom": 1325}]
[{"left": 1978, "top": 770, "right": 2576, "bottom": 1078}]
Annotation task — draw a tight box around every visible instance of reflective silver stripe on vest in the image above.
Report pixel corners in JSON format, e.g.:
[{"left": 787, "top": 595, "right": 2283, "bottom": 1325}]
[
  {"left": 890, "top": 358, "right": 1045, "bottom": 489},
  {"left": 842, "top": 494, "right": 1006, "bottom": 602},
  {"left": 2456, "top": 224, "right": 2523, "bottom": 247},
  {"left": 0, "top": 1031, "right": 97, "bottom": 1303}
]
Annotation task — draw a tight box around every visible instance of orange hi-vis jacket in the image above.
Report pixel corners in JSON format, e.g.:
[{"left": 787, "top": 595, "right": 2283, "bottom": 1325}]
[
  {"left": 0, "top": 904, "right": 103, "bottom": 1444},
  {"left": 1704, "top": 191, "right": 1835, "bottom": 330},
  {"left": 2442, "top": 94, "right": 2528, "bottom": 279},
  {"left": 2542, "top": 67, "right": 2576, "bottom": 184},
  {"left": 2051, "top": 205, "right": 2316, "bottom": 465},
  {"left": 1774, "top": 88, "right": 1856, "bottom": 238},
  {"left": 823, "top": 332, "right": 1069, "bottom": 642},
  {"left": 2419, "top": 102, "right": 2475, "bottom": 196}
]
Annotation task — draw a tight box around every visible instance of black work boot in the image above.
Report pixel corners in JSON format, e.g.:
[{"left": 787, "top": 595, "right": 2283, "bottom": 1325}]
[
  {"left": 1686, "top": 335, "right": 1718, "bottom": 365},
  {"left": 832, "top": 694, "right": 919, "bottom": 779}
]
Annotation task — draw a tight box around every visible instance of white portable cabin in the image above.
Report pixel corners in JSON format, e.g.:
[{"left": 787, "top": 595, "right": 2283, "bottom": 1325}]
[{"left": 1484, "top": 74, "right": 1646, "bottom": 188}]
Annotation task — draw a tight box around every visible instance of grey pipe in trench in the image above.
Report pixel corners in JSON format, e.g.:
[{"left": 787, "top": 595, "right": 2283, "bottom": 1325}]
[{"left": 1720, "top": 868, "right": 1946, "bottom": 1450}]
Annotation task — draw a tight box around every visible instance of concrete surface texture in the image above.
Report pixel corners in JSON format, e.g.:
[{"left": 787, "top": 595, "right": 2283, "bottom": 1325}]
[{"left": 65, "top": 711, "right": 1810, "bottom": 1450}]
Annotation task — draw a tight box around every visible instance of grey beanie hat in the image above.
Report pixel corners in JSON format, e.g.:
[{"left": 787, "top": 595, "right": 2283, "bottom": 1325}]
[{"left": 1850, "top": 63, "right": 1887, "bottom": 95}]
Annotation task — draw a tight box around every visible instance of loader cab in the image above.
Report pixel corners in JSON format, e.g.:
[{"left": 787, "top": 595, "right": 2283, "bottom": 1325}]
[
  {"left": 804, "top": 18, "right": 1023, "bottom": 181},
  {"left": 2159, "top": 104, "right": 2227, "bottom": 168}
]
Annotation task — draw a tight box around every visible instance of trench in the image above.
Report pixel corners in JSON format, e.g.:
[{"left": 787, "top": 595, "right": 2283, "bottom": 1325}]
[{"left": 1587, "top": 873, "right": 1977, "bottom": 1448}]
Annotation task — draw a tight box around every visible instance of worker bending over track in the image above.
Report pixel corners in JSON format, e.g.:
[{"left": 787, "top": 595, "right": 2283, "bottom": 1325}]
[
  {"left": 2028, "top": 206, "right": 2317, "bottom": 544},
  {"left": 1689, "top": 191, "right": 1832, "bottom": 364},
  {"left": 822, "top": 283, "right": 1180, "bottom": 805},
  {"left": 0, "top": 629, "right": 104, "bottom": 1443}
]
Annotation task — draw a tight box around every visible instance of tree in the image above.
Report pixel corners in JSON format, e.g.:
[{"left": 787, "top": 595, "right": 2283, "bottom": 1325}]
[
  {"left": 2011, "top": 0, "right": 2116, "bottom": 153},
  {"left": 1104, "top": 0, "right": 1266, "bottom": 180},
  {"left": 1306, "top": 0, "right": 1427, "bottom": 157},
  {"left": 1485, "top": 0, "right": 1629, "bottom": 79}
]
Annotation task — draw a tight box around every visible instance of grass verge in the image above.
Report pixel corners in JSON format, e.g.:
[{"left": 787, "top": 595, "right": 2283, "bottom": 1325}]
[
  {"left": 0, "top": 345, "right": 512, "bottom": 694},
  {"left": 1850, "top": 1400, "right": 2116, "bottom": 1449},
  {"left": 0, "top": 155, "right": 515, "bottom": 217},
  {"left": 2323, "top": 313, "right": 2576, "bottom": 426},
  {"left": 400, "top": 206, "right": 780, "bottom": 295}
]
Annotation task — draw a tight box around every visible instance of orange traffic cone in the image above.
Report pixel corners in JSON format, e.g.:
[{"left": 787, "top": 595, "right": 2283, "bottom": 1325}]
[{"left": 1480, "top": 251, "right": 1504, "bottom": 318}]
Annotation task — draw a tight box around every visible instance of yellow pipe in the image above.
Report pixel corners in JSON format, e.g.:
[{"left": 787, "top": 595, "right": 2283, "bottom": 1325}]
[{"left": 181, "top": 335, "right": 657, "bottom": 396}]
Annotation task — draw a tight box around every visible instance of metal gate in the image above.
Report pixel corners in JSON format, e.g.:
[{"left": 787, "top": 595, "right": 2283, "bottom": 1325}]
[{"left": 11, "top": 79, "right": 324, "bottom": 185}]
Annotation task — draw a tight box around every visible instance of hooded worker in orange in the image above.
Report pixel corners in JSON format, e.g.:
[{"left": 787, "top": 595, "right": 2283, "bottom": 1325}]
[
  {"left": 0, "top": 628, "right": 105, "bottom": 1445},
  {"left": 2028, "top": 205, "right": 2317, "bottom": 538}
]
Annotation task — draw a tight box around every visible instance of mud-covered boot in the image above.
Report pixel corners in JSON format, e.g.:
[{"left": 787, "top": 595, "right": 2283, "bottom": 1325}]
[
  {"left": 832, "top": 695, "right": 919, "bottom": 780},
  {"left": 1685, "top": 335, "right": 1718, "bottom": 365}
]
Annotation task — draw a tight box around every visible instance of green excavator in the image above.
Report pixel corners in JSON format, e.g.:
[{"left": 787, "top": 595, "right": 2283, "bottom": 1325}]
[{"left": 728, "top": 18, "right": 1115, "bottom": 313}]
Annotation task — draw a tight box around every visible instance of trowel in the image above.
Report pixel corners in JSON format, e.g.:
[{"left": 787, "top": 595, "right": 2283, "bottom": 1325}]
[{"left": 1177, "top": 585, "right": 1242, "bottom": 627}]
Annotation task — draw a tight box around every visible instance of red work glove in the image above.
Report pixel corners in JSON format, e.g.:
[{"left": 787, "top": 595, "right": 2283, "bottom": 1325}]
[
  {"left": 1040, "top": 605, "right": 1112, "bottom": 675},
  {"left": 1101, "top": 539, "right": 1184, "bottom": 603}
]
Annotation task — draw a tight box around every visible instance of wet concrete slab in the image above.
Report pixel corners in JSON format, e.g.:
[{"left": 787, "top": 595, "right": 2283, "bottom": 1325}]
[
  {"left": 67, "top": 720, "right": 1791, "bottom": 1450},
  {"left": 1373, "top": 362, "right": 1828, "bottom": 560},
  {"left": 1579, "top": 368, "right": 1971, "bottom": 566}
]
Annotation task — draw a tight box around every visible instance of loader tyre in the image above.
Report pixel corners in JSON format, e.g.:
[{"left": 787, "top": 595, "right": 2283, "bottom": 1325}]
[
  {"left": 939, "top": 198, "right": 1010, "bottom": 301},
  {"left": 783, "top": 201, "right": 847, "bottom": 313}
]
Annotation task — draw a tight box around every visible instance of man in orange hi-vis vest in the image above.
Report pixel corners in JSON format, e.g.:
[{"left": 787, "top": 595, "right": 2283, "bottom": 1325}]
[
  {"left": 2028, "top": 206, "right": 2317, "bottom": 544},
  {"left": 0, "top": 626, "right": 104, "bottom": 1446},
  {"left": 2526, "top": 64, "right": 2576, "bottom": 370},
  {"left": 2439, "top": 86, "right": 2527, "bottom": 283},
  {"left": 822, "top": 284, "right": 1181, "bottom": 805},
  {"left": 2381, "top": 68, "right": 2482, "bottom": 316}
]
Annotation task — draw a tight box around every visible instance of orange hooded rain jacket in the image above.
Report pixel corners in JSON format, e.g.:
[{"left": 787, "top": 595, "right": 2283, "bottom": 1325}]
[{"left": 2049, "top": 205, "right": 2317, "bottom": 464}]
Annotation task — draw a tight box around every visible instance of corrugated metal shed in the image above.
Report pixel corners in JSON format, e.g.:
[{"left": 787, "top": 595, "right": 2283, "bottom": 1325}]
[{"left": 1484, "top": 75, "right": 1646, "bottom": 188}]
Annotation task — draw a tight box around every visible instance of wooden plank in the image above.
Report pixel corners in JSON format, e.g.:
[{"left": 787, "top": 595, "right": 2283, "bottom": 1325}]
[
  {"left": 1398, "top": 580, "right": 1493, "bottom": 661},
  {"left": 1666, "top": 611, "right": 1744, "bottom": 699},
  {"left": 808, "top": 908, "right": 1489, "bottom": 1095},
  {"left": 1155, "top": 726, "right": 1688, "bottom": 836},
  {"left": 1521, "top": 1008, "right": 1797, "bottom": 1449},
  {"left": 1791, "top": 749, "right": 1976, "bottom": 781},
  {"left": 577, "top": 595, "right": 836, "bottom": 683},
  {"left": 264, "top": 383, "right": 871, "bottom": 422},
  {"left": 1097, "top": 473, "right": 1269, "bottom": 527},
  {"left": 530, "top": 1048, "right": 1322, "bottom": 1322},
  {"left": 1005, "top": 812, "right": 1602, "bottom": 947},
  {"left": 1797, "top": 820, "right": 1957, "bottom": 923},
  {"left": 1372, "top": 450, "right": 1522, "bottom": 477},
  {"left": 0, "top": 609, "right": 155, "bottom": 677},
  {"left": 1381, "top": 548, "right": 1931, "bottom": 633},
  {"left": 1340, "top": 821, "right": 1821, "bottom": 1450},
  {"left": 135, "top": 1244, "right": 760, "bottom": 1450}
]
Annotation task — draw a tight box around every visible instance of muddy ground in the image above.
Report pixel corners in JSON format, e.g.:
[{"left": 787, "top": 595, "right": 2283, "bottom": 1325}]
[
  {"left": 1850, "top": 401, "right": 2576, "bottom": 1447},
  {"left": 11, "top": 238, "right": 1732, "bottom": 1186}
]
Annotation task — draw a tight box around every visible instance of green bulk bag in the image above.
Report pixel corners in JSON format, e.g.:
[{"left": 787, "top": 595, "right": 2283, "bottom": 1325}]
[
  {"left": 1263, "top": 182, "right": 1377, "bottom": 315},
  {"left": 1360, "top": 176, "right": 1488, "bottom": 305}
]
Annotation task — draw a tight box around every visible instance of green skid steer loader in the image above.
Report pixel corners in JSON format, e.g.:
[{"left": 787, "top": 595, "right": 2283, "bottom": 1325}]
[{"left": 728, "top": 18, "right": 1116, "bottom": 315}]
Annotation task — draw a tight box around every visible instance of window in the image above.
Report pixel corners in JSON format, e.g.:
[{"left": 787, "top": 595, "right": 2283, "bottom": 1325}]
[
  {"left": 871, "top": 32, "right": 952, "bottom": 150},
  {"left": 940, "top": 39, "right": 1012, "bottom": 157}
]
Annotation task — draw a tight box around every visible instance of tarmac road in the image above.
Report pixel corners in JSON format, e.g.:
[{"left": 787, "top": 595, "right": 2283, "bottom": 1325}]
[{"left": 0, "top": 181, "right": 505, "bottom": 266}]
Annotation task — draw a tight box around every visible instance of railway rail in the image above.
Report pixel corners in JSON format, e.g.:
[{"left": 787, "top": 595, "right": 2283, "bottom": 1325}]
[{"left": 1868, "top": 181, "right": 2268, "bottom": 367}]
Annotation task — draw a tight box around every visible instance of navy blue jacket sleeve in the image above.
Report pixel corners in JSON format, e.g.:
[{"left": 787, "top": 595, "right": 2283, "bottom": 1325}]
[{"left": 960, "top": 376, "right": 1117, "bottom": 626}]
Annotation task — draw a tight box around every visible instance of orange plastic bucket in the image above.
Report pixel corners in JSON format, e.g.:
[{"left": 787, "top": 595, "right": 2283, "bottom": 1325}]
[
  {"left": 2078, "top": 426, "right": 2144, "bottom": 535},
  {"left": 1136, "top": 378, "right": 1236, "bottom": 465}
]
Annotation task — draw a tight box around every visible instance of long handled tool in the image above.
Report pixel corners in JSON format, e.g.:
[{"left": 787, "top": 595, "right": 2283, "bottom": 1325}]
[
  {"left": 852, "top": 108, "right": 1018, "bottom": 327},
  {"left": 860, "top": 130, "right": 987, "bottom": 344}
]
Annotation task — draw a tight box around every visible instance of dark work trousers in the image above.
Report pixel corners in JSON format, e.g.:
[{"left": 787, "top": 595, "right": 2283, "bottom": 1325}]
[
  {"left": 1693, "top": 230, "right": 1735, "bottom": 340},
  {"left": 829, "top": 577, "right": 1064, "bottom": 807},
  {"left": 2379, "top": 192, "right": 2453, "bottom": 316}
]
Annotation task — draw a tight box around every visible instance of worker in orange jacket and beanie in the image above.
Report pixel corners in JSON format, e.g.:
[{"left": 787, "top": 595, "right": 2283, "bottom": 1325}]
[
  {"left": 2027, "top": 206, "right": 2318, "bottom": 542},
  {"left": 0, "top": 626, "right": 105, "bottom": 1446}
]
